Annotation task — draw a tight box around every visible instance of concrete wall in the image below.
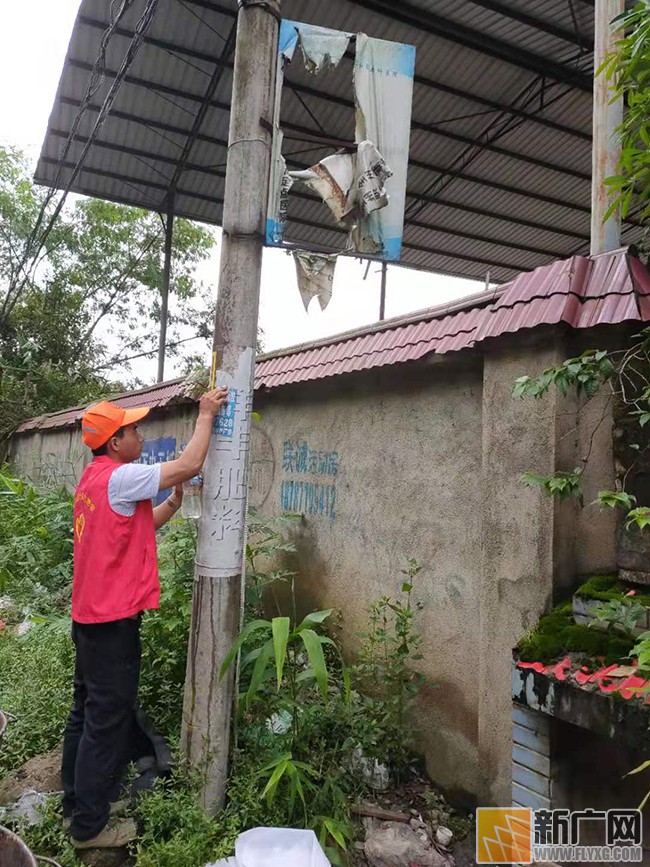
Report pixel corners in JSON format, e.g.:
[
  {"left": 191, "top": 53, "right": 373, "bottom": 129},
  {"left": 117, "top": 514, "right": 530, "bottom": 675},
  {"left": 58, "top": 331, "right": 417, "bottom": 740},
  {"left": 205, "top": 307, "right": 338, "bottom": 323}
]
[{"left": 7, "top": 325, "right": 625, "bottom": 805}]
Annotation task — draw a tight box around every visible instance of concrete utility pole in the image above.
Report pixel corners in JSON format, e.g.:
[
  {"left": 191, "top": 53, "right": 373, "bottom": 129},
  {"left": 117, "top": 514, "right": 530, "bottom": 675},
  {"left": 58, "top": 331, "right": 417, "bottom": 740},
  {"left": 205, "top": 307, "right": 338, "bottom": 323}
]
[
  {"left": 590, "top": 0, "right": 624, "bottom": 255},
  {"left": 157, "top": 204, "right": 174, "bottom": 383},
  {"left": 180, "top": 0, "right": 280, "bottom": 812}
]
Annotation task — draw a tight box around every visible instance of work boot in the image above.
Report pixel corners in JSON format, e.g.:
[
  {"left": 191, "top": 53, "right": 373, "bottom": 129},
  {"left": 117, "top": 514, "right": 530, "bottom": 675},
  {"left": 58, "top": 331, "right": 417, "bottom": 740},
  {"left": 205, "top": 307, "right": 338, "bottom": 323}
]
[
  {"left": 63, "top": 799, "right": 127, "bottom": 831},
  {"left": 71, "top": 817, "right": 137, "bottom": 849}
]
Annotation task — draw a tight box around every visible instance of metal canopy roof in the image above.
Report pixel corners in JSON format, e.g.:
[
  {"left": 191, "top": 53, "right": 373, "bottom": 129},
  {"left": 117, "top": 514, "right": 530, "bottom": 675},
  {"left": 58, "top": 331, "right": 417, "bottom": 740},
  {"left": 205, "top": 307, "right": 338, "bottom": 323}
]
[{"left": 36, "top": 0, "right": 644, "bottom": 283}]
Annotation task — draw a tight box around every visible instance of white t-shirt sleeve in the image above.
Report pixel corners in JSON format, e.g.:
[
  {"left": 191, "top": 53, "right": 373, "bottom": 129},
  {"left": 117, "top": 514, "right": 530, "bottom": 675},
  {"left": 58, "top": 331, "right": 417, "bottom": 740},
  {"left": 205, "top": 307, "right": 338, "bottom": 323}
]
[{"left": 108, "top": 463, "right": 163, "bottom": 517}]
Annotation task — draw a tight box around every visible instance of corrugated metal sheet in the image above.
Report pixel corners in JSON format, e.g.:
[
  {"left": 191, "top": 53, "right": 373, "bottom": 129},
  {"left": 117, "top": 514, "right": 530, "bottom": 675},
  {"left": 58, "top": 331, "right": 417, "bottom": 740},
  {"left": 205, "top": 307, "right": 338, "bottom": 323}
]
[
  {"left": 16, "top": 248, "right": 650, "bottom": 433},
  {"left": 34, "top": 0, "right": 647, "bottom": 284}
]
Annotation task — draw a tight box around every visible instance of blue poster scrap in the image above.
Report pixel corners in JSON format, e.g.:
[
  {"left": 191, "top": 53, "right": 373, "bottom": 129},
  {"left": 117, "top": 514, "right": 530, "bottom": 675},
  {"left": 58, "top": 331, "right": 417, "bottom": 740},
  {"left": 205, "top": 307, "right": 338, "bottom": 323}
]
[
  {"left": 280, "top": 439, "right": 339, "bottom": 520},
  {"left": 136, "top": 436, "right": 176, "bottom": 505},
  {"left": 214, "top": 389, "right": 238, "bottom": 440}
]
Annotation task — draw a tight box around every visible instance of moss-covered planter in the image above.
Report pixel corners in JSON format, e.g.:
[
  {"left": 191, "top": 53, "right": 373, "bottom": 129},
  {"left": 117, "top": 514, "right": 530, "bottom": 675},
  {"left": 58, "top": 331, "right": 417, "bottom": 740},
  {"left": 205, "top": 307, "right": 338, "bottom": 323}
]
[
  {"left": 572, "top": 596, "right": 649, "bottom": 636},
  {"left": 516, "top": 601, "right": 635, "bottom": 666}
]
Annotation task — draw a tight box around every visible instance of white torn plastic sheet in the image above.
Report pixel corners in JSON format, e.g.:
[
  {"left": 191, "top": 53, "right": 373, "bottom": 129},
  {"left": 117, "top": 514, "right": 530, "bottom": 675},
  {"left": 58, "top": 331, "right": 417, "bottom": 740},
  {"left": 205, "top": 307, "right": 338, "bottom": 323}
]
[
  {"left": 279, "top": 21, "right": 353, "bottom": 74},
  {"left": 298, "top": 25, "right": 352, "bottom": 74},
  {"left": 289, "top": 141, "right": 392, "bottom": 228},
  {"left": 293, "top": 251, "right": 337, "bottom": 312},
  {"left": 206, "top": 827, "right": 330, "bottom": 867},
  {"left": 290, "top": 152, "right": 355, "bottom": 224}
]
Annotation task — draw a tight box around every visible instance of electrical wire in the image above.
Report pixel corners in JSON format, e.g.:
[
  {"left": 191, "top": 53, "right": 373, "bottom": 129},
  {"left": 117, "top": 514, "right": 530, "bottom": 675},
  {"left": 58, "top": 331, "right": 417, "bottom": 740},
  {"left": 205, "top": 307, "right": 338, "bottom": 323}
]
[
  {"left": 5, "top": 0, "right": 137, "bottom": 303},
  {"left": 2, "top": 0, "right": 161, "bottom": 323},
  {"left": 93, "top": 333, "right": 205, "bottom": 371}
]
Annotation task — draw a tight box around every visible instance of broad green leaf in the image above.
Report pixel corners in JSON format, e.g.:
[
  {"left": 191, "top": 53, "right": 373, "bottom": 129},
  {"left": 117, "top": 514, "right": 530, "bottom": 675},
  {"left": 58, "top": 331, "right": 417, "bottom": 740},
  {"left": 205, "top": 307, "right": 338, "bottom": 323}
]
[
  {"left": 296, "top": 609, "right": 334, "bottom": 631},
  {"left": 262, "top": 757, "right": 289, "bottom": 806},
  {"left": 285, "top": 761, "right": 306, "bottom": 807},
  {"left": 259, "top": 752, "right": 292, "bottom": 773},
  {"left": 300, "top": 628, "right": 329, "bottom": 699},
  {"left": 272, "top": 616, "right": 290, "bottom": 689},
  {"left": 246, "top": 639, "right": 275, "bottom": 708},
  {"left": 219, "top": 618, "right": 271, "bottom": 681},
  {"left": 325, "top": 818, "right": 347, "bottom": 850}
]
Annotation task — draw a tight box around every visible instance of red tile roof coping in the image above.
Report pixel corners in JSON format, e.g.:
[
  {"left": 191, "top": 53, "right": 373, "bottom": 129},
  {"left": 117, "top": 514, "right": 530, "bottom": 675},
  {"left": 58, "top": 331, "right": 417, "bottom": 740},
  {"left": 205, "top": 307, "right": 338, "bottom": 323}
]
[
  {"left": 15, "top": 248, "right": 650, "bottom": 434},
  {"left": 517, "top": 658, "right": 650, "bottom": 703}
]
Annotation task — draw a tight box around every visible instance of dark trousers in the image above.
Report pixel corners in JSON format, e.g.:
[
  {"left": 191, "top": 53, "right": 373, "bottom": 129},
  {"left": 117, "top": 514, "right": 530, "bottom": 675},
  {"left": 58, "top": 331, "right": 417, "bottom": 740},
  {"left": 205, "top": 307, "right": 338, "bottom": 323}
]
[{"left": 61, "top": 617, "right": 141, "bottom": 841}]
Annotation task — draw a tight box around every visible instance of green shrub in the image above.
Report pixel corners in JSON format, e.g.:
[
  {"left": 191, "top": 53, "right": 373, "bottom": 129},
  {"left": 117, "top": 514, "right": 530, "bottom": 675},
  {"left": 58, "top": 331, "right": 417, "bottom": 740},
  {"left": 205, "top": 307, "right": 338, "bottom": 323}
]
[
  {"left": 0, "top": 625, "right": 73, "bottom": 775},
  {"left": 139, "top": 518, "right": 196, "bottom": 743},
  {"left": 0, "top": 468, "right": 73, "bottom": 614}
]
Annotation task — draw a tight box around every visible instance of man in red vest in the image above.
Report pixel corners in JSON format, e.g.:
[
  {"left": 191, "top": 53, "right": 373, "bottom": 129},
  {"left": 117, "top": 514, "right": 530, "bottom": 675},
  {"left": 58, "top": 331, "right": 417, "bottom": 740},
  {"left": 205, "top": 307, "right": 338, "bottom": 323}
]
[{"left": 62, "top": 387, "right": 228, "bottom": 848}]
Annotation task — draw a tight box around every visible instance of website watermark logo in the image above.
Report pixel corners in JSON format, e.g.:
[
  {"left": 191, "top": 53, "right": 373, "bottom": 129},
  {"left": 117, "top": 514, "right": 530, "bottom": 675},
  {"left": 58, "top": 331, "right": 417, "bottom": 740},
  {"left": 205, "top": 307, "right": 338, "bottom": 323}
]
[{"left": 476, "top": 807, "right": 643, "bottom": 863}]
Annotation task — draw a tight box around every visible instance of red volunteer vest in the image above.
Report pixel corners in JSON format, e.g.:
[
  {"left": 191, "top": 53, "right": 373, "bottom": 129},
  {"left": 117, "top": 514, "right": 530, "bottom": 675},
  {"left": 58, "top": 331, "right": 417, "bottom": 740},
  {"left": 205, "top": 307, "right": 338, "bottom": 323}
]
[{"left": 72, "top": 456, "right": 160, "bottom": 624}]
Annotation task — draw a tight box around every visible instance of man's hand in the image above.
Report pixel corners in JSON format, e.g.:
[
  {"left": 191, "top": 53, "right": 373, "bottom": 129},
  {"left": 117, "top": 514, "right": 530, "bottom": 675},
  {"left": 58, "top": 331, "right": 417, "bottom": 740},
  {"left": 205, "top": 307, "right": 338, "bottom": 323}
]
[
  {"left": 198, "top": 387, "right": 229, "bottom": 418},
  {"left": 159, "top": 387, "right": 229, "bottom": 491}
]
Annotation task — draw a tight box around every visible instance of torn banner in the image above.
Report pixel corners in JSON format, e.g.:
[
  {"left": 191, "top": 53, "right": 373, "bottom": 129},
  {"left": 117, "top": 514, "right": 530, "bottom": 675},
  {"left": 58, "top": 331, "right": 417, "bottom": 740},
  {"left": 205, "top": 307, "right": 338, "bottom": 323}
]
[
  {"left": 292, "top": 251, "right": 337, "bottom": 312},
  {"left": 289, "top": 140, "right": 392, "bottom": 226},
  {"left": 266, "top": 22, "right": 415, "bottom": 262}
]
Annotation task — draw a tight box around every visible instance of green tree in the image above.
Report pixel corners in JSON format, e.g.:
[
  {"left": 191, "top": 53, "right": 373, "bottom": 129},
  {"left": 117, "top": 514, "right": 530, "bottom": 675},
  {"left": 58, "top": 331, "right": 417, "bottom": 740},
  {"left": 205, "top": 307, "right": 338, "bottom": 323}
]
[
  {"left": 0, "top": 146, "right": 216, "bottom": 439},
  {"left": 602, "top": 1, "right": 650, "bottom": 228}
]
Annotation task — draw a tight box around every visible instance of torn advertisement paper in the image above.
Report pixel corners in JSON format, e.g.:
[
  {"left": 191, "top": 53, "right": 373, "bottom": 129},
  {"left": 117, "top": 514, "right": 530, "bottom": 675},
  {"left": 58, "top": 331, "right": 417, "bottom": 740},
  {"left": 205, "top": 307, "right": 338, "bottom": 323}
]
[
  {"left": 265, "top": 22, "right": 415, "bottom": 263},
  {"left": 353, "top": 34, "right": 415, "bottom": 259},
  {"left": 267, "top": 154, "right": 293, "bottom": 245},
  {"left": 293, "top": 251, "right": 337, "bottom": 312},
  {"left": 278, "top": 20, "right": 353, "bottom": 74},
  {"left": 289, "top": 152, "right": 356, "bottom": 224},
  {"left": 289, "top": 141, "right": 392, "bottom": 228},
  {"left": 299, "top": 24, "right": 352, "bottom": 74}
]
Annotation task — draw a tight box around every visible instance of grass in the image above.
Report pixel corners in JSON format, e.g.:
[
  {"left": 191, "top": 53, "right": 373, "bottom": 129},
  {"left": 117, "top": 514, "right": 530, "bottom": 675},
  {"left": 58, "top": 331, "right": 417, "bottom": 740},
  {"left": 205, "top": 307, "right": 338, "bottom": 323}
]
[{"left": 0, "top": 625, "right": 73, "bottom": 776}]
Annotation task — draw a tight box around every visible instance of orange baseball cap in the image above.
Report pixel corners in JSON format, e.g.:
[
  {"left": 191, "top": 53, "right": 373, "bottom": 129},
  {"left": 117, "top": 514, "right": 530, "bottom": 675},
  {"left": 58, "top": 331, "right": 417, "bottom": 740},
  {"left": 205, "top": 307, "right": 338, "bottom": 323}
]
[{"left": 81, "top": 400, "right": 151, "bottom": 449}]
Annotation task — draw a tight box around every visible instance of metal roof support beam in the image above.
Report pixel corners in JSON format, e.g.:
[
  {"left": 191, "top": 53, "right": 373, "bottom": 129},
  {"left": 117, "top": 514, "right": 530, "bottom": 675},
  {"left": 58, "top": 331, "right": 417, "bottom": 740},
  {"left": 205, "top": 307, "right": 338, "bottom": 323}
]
[
  {"left": 184, "top": 0, "right": 593, "bottom": 89},
  {"left": 66, "top": 59, "right": 593, "bottom": 212},
  {"left": 412, "top": 73, "right": 590, "bottom": 143},
  {"left": 78, "top": 15, "right": 228, "bottom": 69},
  {"left": 37, "top": 155, "right": 220, "bottom": 206},
  {"left": 463, "top": 0, "right": 593, "bottom": 49},
  {"left": 279, "top": 78, "right": 592, "bottom": 180},
  {"left": 165, "top": 21, "right": 237, "bottom": 198},
  {"left": 279, "top": 119, "right": 591, "bottom": 181},
  {"left": 346, "top": 0, "right": 593, "bottom": 90},
  {"left": 38, "top": 159, "right": 572, "bottom": 276},
  {"left": 78, "top": 13, "right": 591, "bottom": 143},
  {"left": 591, "top": 0, "right": 623, "bottom": 254},
  {"left": 43, "top": 130, "right": 581, "bottom": 253}
]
